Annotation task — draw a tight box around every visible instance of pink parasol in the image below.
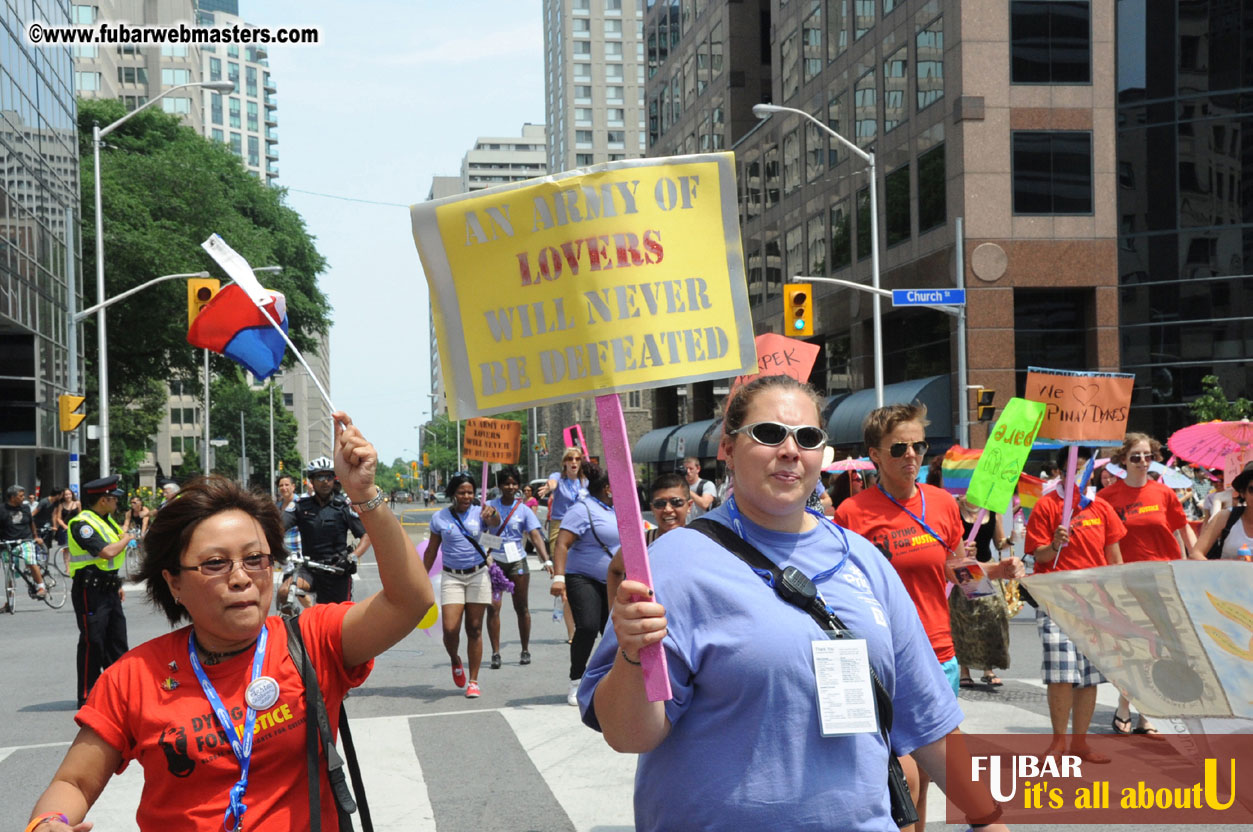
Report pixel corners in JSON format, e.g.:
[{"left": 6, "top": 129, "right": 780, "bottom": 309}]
[
  {"left": 823, "top": 457, "right": 875, "bottom": 473},
  {"left": 1167, "top": 420, "right": 1253, "bottom": 475}
]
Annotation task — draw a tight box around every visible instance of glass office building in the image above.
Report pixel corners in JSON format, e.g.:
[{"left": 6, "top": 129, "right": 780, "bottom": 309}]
[{"left": 0, "top": 0, "right": 81, "bottom": 488}]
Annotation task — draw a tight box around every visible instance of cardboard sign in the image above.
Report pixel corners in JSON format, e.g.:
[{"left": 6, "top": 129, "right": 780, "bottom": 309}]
[
  {"left": 967, "top": 398, "right": 1048, "bottom": 514},
  {"left": 562, "top": 424, "right": 589, "bottom": 458},
  {"left": 412, "top": 154, "right": 757, "bottom": 419},
  {"left": 1024, "top": 367, "right": 1135, "bottom": 445},
  {"left": 462, "top": 418, "right": 522, "bottom": 464},
  {"left": 730, "top": 332, "right": 820, "bottom": 394}
]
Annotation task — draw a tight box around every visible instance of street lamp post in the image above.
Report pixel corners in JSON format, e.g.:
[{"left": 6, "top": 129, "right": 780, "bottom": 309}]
[
  {"left": 93, "top": 79, "right": 235, "bottom": 476},
  {"left": 752, "top": 103, "right": 884, "bottom": 407}
]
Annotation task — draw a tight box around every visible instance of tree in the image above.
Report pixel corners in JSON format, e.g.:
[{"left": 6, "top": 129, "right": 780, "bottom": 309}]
[
  {"left": 206, "top": 370, "right": 302, "bottom": 490},
  {"left": 77, "top": 98, "right": 331, "bottom": 475},
  {"left": 1188, "top": 375, "right": 1252, "bottom": 423}
]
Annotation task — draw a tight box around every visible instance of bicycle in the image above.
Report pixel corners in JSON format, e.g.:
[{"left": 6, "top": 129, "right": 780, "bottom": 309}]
[
  {"left": 37, "top": 525, "right": 70, "bottom": 578},
  {"left": 276, "top": 553, "right": 348, "bottom": 617},
  {"left": 1, "top": 539, "right": 67, "bottom": 612}
]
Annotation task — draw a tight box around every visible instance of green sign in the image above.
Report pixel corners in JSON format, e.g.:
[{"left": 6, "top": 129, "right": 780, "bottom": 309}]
[{"left": 967, "top": 397, "right": 1048, "bottom": 514}]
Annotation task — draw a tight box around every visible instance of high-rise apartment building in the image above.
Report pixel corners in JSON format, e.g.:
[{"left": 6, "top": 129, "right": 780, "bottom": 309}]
[
  {"left": 461, "top": 125, "right": 547, "bottom": 191},
  {"left": 0, "top": 1, "right": 81, "bottom": 491},
  {"left": 633, "top": 0, "right": 1121, "bottom": 458},
  {"left": 196, "top": 0, "right": 279, "bottom": 183},
  {"left": 543, "top": 0, "right": 648, "bottom": 171}
]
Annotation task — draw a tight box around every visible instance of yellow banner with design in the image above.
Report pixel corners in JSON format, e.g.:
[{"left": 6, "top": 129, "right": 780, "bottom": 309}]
[{"left": 411, "top": 154, "right": 756, "bottom": 419}]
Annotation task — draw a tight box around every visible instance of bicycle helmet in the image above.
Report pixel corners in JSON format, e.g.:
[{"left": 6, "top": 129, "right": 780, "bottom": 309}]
[{"left": 306, "top": 456, "right": 335, "bottom": 475}]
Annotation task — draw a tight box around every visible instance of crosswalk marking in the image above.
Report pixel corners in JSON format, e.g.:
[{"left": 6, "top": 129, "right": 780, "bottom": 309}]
[{"left": 352, "top": 716, "right": 436, "bottom": 831}]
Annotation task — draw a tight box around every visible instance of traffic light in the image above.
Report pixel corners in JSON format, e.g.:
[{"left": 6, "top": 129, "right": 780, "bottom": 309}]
[
  {"left": 58, "top": 394, "right": 86, "bottom": 432},
  {"left": 278, "top": 460, "right": 284, "bottom": 471},
  {"left": 187, "top": 277, "right": 221, "bottom": 328},
  {"left": 411, "top": 460, "right": 418, "bottom": 474},
  {"left": 785, "top": 283, "right": 814, "bottom": 337},
  {"left": 422, "top": 452, "right": 430, "bottom": 467},
  {"left": 976, "top": 388, "right": 996, "bottom": 422}
]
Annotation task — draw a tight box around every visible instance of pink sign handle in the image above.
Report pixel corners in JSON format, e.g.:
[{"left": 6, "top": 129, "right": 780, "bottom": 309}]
[
  {"left": 1057, "top": 445, "right": 1079, "bottom": 563},
  {"left": 964, "top": 507, "right": 988, "bottom": 547},
  {"left": 480, "top": 461, "right": 489, "bottom": 508},
  {"left": 594, "top": 393, "right": 672, "bottom": 702}
]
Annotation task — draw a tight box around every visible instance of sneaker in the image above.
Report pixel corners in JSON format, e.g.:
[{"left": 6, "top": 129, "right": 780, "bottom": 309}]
[
  {"left": 519, "top": 650, "right": 531, "bottom": 666},
  {"left": 490, "top": 653, "right": 502, "bottom": 670},
  {"left": 451, "top": 658, "right": 466, "bottom": 688},
  {"left": 567, "top": 678, "right": 581, "bottom": 707},
  {"left": 465, "top": 680, "right": 481, "bottom": 699}
]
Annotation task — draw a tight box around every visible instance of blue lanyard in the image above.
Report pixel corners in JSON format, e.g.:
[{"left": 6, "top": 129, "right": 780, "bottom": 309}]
[
  {"left": 725, "top": 496, "right": 851, "bottom": 586},
  {"left": 588, "top": 495, "right": 614, "bottom": 514},
  {"left": 876, "top": 484, "right": 956, "bottom": 556},
  {"left": 187, "top": 627, "right": 268, "bottom": 831}
]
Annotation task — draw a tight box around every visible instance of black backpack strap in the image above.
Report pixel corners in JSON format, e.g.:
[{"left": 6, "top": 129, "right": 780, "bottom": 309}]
[
  {"left": 450, "top": 511, "right": 491, "bottom": 565},
  {"left": 285, "top": 617, "right": 359, "bottom": 829},
  {"left": 339, "top": 709, "right": 373, "bottom": 832},
  {"left": 1208, "top": 505, "right": 1245, "bottom": 560}
]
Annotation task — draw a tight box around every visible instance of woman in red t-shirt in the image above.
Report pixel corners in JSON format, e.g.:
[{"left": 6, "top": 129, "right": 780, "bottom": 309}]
[
  {"left": 27, "top": 413, "right": 435, "bottom": 832},
  {"left": 1100, "top": 432, "right": 1200, "bottom": 737}
]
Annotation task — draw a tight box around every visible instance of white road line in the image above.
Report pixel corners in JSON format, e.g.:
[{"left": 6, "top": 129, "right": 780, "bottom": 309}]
[{"left": 352, "top": 716, "right": 436, "bottom": 832}]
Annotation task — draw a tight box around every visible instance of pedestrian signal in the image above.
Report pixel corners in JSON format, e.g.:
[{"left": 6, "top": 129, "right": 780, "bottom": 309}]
[
  {"left": 976, "top": 388, "right": 996, "bottom": 422},
  {"left": 58, "top": 394, "right": 86, "bottom": 432},
  {"left": 785, "top": 283, "right": 814, "bottom": 337},
  {"left": 187, "top": 277, "right": 221, "bottom": 328}
]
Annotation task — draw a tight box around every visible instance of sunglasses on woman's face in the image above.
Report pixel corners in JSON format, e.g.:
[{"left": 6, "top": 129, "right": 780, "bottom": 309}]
[
  {"left": 1127, "top": 453, "right": 1153, "bottom": 463},
  {"left": 651, "top": 497, "right": 688, "bottom": 510},
  {"left": 732, "top": 421, "right": 828, "bottom": 450},
  {"left": 882, "top": 441, "right": 929, "bottom": 458}
]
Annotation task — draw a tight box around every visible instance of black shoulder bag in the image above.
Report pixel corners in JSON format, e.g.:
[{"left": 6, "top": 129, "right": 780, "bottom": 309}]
[
  {"left": 284, "top": 617, "right": 372, "bottom": 832},
  {"left": 688, "top": 518, "right": 919, "bottom": 829},
  {"left": 1206, "top": 505, "right": 1246, "bottom": 560},
  {"left": 451, "top": 511, "right": 492, "bottom": 566}
]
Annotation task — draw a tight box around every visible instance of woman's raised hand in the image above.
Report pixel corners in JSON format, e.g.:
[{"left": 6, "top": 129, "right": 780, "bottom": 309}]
[
  {"left": 612, "top": 579, "right": 668, "bottom": 662},
  {"left": 333, "top": 411, "right": 377, "bottom": 500}
]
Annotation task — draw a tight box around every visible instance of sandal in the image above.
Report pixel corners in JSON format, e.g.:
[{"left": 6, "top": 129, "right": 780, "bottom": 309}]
[
  {"left": 1111, "top": 714, "right": 1133, "bottom": 735},
  {"left": 981, "top": 673, "right": 1004, "bottom": 687},
  {"left": 1134, "top": 722, "right": 1164, "bottom": 739},
  {"left": 959, "top": 677, "right": 977, "bottom": 689}
]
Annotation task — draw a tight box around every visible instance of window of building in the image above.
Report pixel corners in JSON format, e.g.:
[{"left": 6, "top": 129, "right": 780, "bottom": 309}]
[
  {"left": 1013, "top": 288, "right": 1091, "bottom": 393},
  {"left": 573, "top": 0, "right": 590, "bottom": 8},
  {"left": 283, "top": 393, "right": 294, "bottom": 407},
  {"left": 229, "top": 97, "right": 241, "bottom": 128},
  {"left": 576, "top": 152, "right": 596, "bottom": 165},
  {"left": 247, "top": 100, "right": 258, "bottom": 132},
  {"left": 246, "top": 66, "right": 258, "bottom": 97},
  {"left": 161, "top": 45, "right": 189, "bottom": 58},
  {"left": 575, "top": 85, "right": 593, "bottom": 101},
  {"left": 162, "top": 68, "right": 191, "bottom": 86},
  {"left": 806, "top": 116, "right": 825, "bottom": 183},
  {"left": 72, "top": 4, "right": 96, "bottom": 24},
  {"left": 856, "top": 187, "right": 871, "bottom": 259},
  {"left": 884, "top": 0, "right": 899, "bottom": 13},
  {"left": 854, "top": 0, "right": 875, "bottom": 40},
  {"left": 212, "top": 128, "right": 224, "bottom": 142},
  {"left": 573, "top": 17, "right": 590, "bottom": 33},
  {"left": 781, "top": 28, "right": 800, "bottom": 101},
  {"left": 574, "top": 40, "right": 591, "bottom": 55},
  {"left": 916, "top": 17, "right": 944, "bottom": 110},
  {"left": 764, "top": 143, "right": 780, "bottom": 208},
  {"left": 163, "top": 97, "right": 191, "bottom": 115},
  {"left": 786, "top": 225, "right": 804, "bottom": 279},
  {"left": 627, "top": 390, "right": 642, "bottom": 409},
  {"left": 248, "top": 136, "right": 259, "bottom": 167},
  {"left": 117, "top": 66, "right": 148, "bottom": 85},
  {"left": 575, "top": 107, "right": 593, "bottom": 125},
  {"left": 607, "top": 0, "right": 623, "bottom": 11},
  {"left": 828, "top": 0, "right": 849, "bottom": 60},
  {"left": 605, "top": 40, "right": 623, "bottom": 56},
  {"left": 607, "top": 107, "right": 625, "bottom": 125},
  {"left": 684, "top": 53, "right": 696, "bottom": 107},
  {"left": 607, "top": 130, "right": 626, "bottom": 147},
  {"left": 227, "top": 44, "right": 239, "bottom": 58},
  {"left": 807, "top": 213, "right": 826, "bottom": 275},
  {"left": 783, "top": 128, "right": 801, "bottom": 195},
  {"left": 885, "top": 164, "right": 911, "bottom": 246},
  {"left": 917, "top": 143, "right": 946, "bottom": 232},
  {"left": 855, "top": 69, "right": 876, "bottom": 146},
  {"left": 210, "top": 57, "right": 222, "bottom": 81},
  {"left": 745, "top": 155, "right": 762, "bottom": 218},
  {"left": 765, "top": 234, "right": 783, "bottom": 298},
  {"left": 827, "top": 89, "right": 845, "bottom": 167},
  {"left": 210, "top": 93, "right": 223, "bottom": 125},
  {"left": 711, "top": 97, "right": 726, "bottom": 148},
  {"left": 575, "top": 129, "right": 594, "bottom": 145},
  {"left": 830, "top": 199, "right": 852, "bottom": 271},
  {"left": 710, "top": 21, "right": 724, "bottom": 77},
  {"left": 671, "top": 72, "right": 682, "bottom": 123},
  {"left": 228, "top": 62, "right": 239, "bottom": 87},
  {"left": 183, "top": 408, "right": 195, "bottom": 425},
  {"left": 230, "top": 133, "right": 242, "bottom": 155},
  {"left": 605, "top": 18, "right": 623, "bottom": 36},
  {"left": 606, "top": 63, "right": 624, "bottom": 80},
  {"left": 1011, "top": 131, "right": 1093, "bottom": 213},
  {"left": 122, "top": 95, "right": 149, "bottom": 111},
  {"left": 803, "top": 5, "right": 823, "bottom": 82},
  {"left": 1011, "top": 1, "right": 1091, "bottom": 84},
  {"left": 884, "top": 47, "right": 907, "bottom": 132},
  {"left": 75, "top": 71, "right": 101, "bottom": 92},
  {"left": 607, "top": 85, "right": 624, "bottom": 102},
  {"left": 72, "top": 45, "right": 98, "bottom": 59},
  {"left": 574, "top": 63, "right": 592, "bottom": 80},
  {"left": 171, "top": 408, "right": 182, "bottom": 425}
]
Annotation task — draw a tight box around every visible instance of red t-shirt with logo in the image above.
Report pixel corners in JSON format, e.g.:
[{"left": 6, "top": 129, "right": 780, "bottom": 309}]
[
  {"left": 77, "top": 603, "right": 372, "bottom": 831},
  {"left": 834, "top": 483, "right": 962, "bottom": 662},
  {"left": 1025, "top": 490, "right": 1127, "bottom": 573},
  {"left": 1098, "top": 479, "right": 1188, "bottom": 562}
]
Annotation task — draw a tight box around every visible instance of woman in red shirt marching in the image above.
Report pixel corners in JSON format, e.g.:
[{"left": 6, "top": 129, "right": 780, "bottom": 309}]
[{"left": 1099, "top": 432, "right": 1201, "bottom": 736}]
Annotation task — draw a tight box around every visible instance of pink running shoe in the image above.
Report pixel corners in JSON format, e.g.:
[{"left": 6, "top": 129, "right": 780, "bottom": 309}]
[
  {"left": 465, "top": 680, "right": 481, "bottom": 699},
  {"left": 451, "top": 658, "right": 466, "bottom": 688}
]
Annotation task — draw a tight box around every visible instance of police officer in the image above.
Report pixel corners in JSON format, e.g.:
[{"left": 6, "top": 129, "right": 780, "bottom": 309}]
[
  {"left": 68, "top": 476, "right": 133, "bottom": 707},
  {"left": 283, "top": 456, "right": 370, "bottom": 603}
]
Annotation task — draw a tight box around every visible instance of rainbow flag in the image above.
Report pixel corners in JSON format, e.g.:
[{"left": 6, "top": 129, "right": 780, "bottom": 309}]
[
  {"left": 1017, "top": 473, "right": 1044, "bottom": 510},
  {"left": 942, "top": 446, "right": 981, "bottom": 495}
]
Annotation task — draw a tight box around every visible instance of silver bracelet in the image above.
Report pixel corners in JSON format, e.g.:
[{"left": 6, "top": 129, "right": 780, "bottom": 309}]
[{"left": 354, "top": 488, "right": 385, "bottom": 513}]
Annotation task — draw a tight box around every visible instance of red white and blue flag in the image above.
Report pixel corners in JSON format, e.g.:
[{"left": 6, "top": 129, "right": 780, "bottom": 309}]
[{"left": 187, "top": 282, "right": 288, "bottom": 379}]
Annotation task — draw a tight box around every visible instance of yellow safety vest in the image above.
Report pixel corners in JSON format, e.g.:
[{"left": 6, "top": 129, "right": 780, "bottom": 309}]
[{"left": 67, "top": 510, "right": 124, "bottom": 576}]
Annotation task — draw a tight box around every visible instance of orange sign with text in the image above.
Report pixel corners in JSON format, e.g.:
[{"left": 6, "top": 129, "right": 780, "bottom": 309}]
[
  {"left": 1025, "top": 366, "right": 1135, "bottom": 444},
  {"left": 462, "top": 418, "right": 523, "bottom": 464}
]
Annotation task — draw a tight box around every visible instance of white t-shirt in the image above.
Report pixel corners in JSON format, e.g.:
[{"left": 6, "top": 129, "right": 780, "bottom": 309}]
[
  {"left": 1221, "top": 509, "right": 1252, "bottom": 559},
  {"left": 686, "top": 478, "right": 717, "bottom": 522}
]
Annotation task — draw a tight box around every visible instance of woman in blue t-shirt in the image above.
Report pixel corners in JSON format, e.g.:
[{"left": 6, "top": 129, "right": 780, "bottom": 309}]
[
  {"left": 551, "top": 468, "right": 619, "bottom": 707},
  {"left": 423, "top": 474, "right": 499, "bottom": 700},
  {"left": 576, "top": 375, "right": 1007, "bottom": 831},
  {"left": 484, "top": 467, "right": 551, "bottom": 669},
  {"left": 539, "top": 447, "right": 589, "bottom": 549}
]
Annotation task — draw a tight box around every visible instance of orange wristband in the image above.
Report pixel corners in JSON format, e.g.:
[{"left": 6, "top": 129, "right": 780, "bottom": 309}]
[{"left": 25, "top": 813, "right": 68, "bottom": 832}]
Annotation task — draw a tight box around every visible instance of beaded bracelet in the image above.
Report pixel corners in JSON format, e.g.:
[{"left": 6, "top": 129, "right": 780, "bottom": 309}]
[
  {"left": 25, "top": 813, "right": 69, "bottom": 832},
  {"left": 620, "top": 648, "right": 642, "bottom": 665}
]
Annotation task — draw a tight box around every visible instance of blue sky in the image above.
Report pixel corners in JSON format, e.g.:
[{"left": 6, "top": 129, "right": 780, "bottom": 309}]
[{"left": 254, "top": 1, "right": 544, "bottom": 463}]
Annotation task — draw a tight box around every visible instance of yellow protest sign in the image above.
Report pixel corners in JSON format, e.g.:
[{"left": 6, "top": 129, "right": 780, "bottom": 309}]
[
  {"left": 411, "top": 155, "right": 756, "bottom": 419},
  {"left": 462, "top": 417, "right": 522, "bottom": 464}
]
